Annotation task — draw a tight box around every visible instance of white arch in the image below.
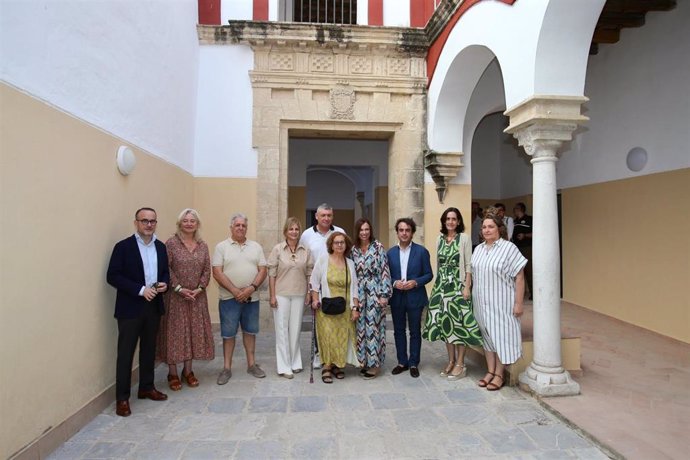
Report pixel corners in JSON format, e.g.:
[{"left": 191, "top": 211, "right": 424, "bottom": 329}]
[{"left": 428, "top": 0, "right": 604, "bottom": 156}]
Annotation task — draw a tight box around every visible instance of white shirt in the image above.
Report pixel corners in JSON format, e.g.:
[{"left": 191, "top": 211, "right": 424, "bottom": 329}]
[
  {"left": 503, "top": 216, "right": 515, "bottom": 241},
  {"left": 135, "top": 233, "right": 158, "bottom": 295},
  {"left": 398, "top": 243, "right": 412, "bottom": 281},
  {"left": 299, "top": 224, "right": 345, "bottom": 262}
]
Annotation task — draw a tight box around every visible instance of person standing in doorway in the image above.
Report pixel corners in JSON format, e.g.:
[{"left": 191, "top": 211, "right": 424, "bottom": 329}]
[
  {"left": 511, "top": 202, "right": 533, "bottom": 300},
  {"left": 387, "top": 218, "right": 433, "bottom": 378},
  {"left": 212, "top": 213, "right": 268, "bottom": 384},
  {"left": 494, "top": 203, "right": 515, "bottom": 241},
  {"left": 107, "top": 207, "right": 169, "bottom": 417},
  {"left": 299, "top": 203, "right": 346, "bottom": 368}
]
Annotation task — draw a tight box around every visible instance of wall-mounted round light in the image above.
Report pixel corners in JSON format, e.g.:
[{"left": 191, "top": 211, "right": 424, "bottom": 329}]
[
  {"left": 626, "top": 147, "right": 647, "bottom": 172},
  {"left": 116, "top": 145, "right": 136, "bottom": 176}
]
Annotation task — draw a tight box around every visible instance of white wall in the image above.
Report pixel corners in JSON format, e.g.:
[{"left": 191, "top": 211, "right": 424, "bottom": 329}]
[
  {"left": 0, "top": 0, "right": 199, "bottom": 171},
  {"left": 306, "top": 170, "right": 356, "bottom": 209},
  {"left": 222, "top": 0, "right": 253, "bottom": 22},
  {"left": 558, "top": 0, "right": 690, "bottom": 188},
  {"left": 289, "top": 138, "right": 389, "bottom": 186},
  {"left": 383, "top": 0, "right": 410, "bottom": 27},
  {"left": 428, "top": 0, "right": 604, "bottom": 155},
  {"left": 194, "top": 45, "right": 256, "bottom": 177}
]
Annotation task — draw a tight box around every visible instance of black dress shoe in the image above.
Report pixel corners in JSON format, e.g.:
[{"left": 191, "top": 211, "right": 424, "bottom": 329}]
[
  {"left": 116, "top": 400, "right": 131, "bottom": 417},
  {"left": 391, "top": 365, "right": 409, "bottom": 375},
  {"left": 410, "top": 367, "right": 420, "bottom": 378},
  {"left": 137, "top": 388, "right": 168, "bottom": 401}
]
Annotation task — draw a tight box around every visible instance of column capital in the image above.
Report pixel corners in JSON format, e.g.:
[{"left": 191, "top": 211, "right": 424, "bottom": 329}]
[
  {"left": 423, "top": 149, "right": 463, "bottom": 203},
  {"left": 504, "top": 95, "right": 589, "bottom": 158}
]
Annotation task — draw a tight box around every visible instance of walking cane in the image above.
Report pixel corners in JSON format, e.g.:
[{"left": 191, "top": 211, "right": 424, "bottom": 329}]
[{"left": 309, "top": 307, "right": 316, "bottom": 384}]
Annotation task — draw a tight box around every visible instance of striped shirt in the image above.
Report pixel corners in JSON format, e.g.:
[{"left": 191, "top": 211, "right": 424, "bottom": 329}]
[{"left": 471, "top": 238, "right": 527, "bottom": 364}]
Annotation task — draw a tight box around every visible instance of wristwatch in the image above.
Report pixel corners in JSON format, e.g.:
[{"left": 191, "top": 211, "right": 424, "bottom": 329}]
[
  {"left": 251, "top": 283, "right": 258, "bottom": 290},
  {"left": 352, "top": 307, "right": 361, "bottom": 312}
]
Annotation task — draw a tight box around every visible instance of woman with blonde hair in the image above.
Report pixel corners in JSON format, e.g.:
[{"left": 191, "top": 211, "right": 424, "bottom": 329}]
[
  {"left": 157, "top": 208, "right": 214, "bottom": 390},
  {"left": 267, "top": 217, "right": 314, "bottom": 378}
]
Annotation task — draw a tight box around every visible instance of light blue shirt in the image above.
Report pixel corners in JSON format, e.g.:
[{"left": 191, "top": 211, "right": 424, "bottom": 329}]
[
  {"left": 398, "top": 243, "right": 411, "bottom": 281},
  {"left": 135, "top": 233, "right": 158, "bottom": 295}
]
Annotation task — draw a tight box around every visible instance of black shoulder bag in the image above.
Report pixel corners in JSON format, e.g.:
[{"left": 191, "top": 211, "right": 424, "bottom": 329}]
[{"left": 321, "top": 264, "right": 349, "bottom": 315}]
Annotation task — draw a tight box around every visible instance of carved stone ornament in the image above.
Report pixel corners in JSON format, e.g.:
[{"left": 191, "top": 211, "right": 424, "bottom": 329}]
[
  {"left": 424, "top": 149, "right": 463, "bottom": 203},
  {"left": 329, "top": 87, "right": 356, "bottom": 120}
]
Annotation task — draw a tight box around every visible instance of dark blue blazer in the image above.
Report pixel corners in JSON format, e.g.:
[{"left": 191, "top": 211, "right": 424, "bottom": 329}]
[
  {"left": 387, "top": 242, "right": 433, "bottom": 309},
  {"left": 106, "top": 235, "right": 170, "bottom": 319}
]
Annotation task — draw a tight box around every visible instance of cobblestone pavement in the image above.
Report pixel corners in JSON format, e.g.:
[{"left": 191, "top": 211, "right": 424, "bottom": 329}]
[{"left": 49, "top": 325, "right": 609, "bottom": 459}]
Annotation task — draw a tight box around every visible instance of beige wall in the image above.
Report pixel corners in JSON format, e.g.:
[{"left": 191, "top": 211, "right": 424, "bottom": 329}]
[
  {"left": 0, "top": 83, "right": 193, "bottom": 458},
  {"left": 194, "top": 178, "right": 258, "bottom": 323},
  {"left": 561, "top": 169, "right": 690, "bottom": 343},
  {"left": 423, "top": 183, "right": 472, "bottom": 279},
  {"left": 287, "top": 186, "right": 307, "bottom": 230},
  {"left": 375, "top": 186, "right": 389, "bottom": 248}
]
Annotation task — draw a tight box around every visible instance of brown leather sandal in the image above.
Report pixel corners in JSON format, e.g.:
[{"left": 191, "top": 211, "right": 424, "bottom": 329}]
[
  {"left": 321, "top": 368, "right": 333, "bottom": 384},
  {"left": 182, "top": 371, "right": 199, "bottom": 387},
  {"left": 478, "top": 372, "right": 494, "bottom": 388},
  {"left": 486, "top": 374, "right": 505, "bottom": 391},
  {"left": 167, "top": 374, "right": 182, "bottom": 391}
]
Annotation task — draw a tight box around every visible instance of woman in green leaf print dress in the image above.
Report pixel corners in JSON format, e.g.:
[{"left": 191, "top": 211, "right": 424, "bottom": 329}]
[{"left": 422, "top": 207, "right": 482, "bottom": 380}]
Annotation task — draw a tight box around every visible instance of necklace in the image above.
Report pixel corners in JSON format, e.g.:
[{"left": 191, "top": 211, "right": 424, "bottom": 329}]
[{"left": 286, "top": 240, "right": 298, "bottom": 261}]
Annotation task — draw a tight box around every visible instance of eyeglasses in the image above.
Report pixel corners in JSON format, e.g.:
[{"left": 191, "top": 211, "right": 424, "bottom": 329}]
[
  {"left": 333, "top": 241, "right": 346, "bottom": 246},
  {"left": 137, "top": 219, "right": 157, "bottom": 226}
]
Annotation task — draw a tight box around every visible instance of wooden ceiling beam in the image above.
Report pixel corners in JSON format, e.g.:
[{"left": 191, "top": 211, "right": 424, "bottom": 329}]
[
  {"left": 598, "top": 12, "right": 646, "bottom": 28},
  {"left": 593, "top": 28, "right": 621, "bottom": 44},
  {"left": 602, "top": 0, "right": 676, "bottom": 13}
]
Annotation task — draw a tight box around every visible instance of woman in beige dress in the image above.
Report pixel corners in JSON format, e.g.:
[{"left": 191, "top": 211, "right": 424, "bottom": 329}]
[{"left": 267, "top": 217, "right": 314, "bottom": 379}]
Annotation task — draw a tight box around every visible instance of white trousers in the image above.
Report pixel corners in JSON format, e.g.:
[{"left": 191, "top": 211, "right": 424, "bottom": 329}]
[{"left": 273, "top": 295, "right": 305, "bottom": 374}]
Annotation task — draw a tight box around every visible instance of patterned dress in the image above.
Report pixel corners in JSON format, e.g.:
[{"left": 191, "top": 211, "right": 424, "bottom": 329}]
[
  {"left": 315, "top": 263, "right": 357, "bottom": 368},
  {"left": 471, "top": 239, "right": 527, "bottom": 365},
  {"left": 351, "top": 240, "right": 392, "bottom": 368},
  {"left": 423, "top": 233, "right": 483, "bottom": 346},
  {"left": 157, "top": 235, "right": 215, "bottom": 364}
]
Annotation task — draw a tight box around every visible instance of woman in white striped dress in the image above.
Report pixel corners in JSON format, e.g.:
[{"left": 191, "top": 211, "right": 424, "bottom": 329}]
[{"left": 471, "top": 211, "right": 527, "bottom": 391}]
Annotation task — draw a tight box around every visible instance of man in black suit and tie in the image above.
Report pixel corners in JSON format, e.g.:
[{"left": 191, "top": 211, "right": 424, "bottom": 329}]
[
  {"left": 387, "top": 218, "right": 433, "bottom": 378},
  {"left": 107, "top": 207, "right": 170, "bottom": 417}
]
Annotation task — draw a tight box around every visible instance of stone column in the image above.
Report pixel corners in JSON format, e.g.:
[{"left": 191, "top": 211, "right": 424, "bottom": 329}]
[{"left": 505, "top": 96, "right": 587, "bottom": 396}]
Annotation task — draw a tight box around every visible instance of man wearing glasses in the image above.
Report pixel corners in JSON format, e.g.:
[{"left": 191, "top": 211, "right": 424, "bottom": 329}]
[{"left": 107, "top": 207, "right": 170, "bottom": 417}]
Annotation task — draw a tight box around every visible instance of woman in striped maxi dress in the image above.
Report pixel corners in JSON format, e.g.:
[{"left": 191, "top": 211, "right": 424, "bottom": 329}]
[
  {"left": 351, "top": 218, "right": 392, "bottom": 380},
  {"left": 471, "top": 211, "right": 527, "bottom": 391}
]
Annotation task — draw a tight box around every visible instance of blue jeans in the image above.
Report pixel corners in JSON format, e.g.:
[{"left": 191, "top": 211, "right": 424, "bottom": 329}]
[
  {"left": 219, "top": 298, "right": 260, "bottom": 338},
  {"left": 391, "top": 301, "right": 424, "bottom": 367}
]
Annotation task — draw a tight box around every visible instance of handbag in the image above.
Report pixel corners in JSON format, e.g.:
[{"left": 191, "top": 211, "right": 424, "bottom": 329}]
[{"left": 320, "top": 264, "right": 349, "bottom": 315}]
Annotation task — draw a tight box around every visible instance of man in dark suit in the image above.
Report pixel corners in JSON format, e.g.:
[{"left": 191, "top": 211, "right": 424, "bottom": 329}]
[
  {"left": 107, "top": 207, "right": 170, "bottom": 417},
  {"left": 387, "top": 217, "right": 433, "bottom": 378}
]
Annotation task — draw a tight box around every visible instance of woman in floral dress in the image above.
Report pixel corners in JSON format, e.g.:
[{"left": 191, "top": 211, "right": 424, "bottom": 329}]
[
  {"left": 157, "top": 208, "right": 214, "bottom": 390},
  {"left": 351, "top": 218, "right": 392, "bottom": 379},
  {"left": 423, "top": 207, "right": 482, "bottom": 380}
]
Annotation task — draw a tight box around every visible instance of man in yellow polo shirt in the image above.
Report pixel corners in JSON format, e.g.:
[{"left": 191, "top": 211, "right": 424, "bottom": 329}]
[{"left": 212, "top": 213, "right": 267, "bottom": 384}]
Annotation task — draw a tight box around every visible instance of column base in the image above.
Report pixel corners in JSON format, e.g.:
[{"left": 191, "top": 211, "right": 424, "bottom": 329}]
[{"left": 519, "top": 363, "right": 580, "bottom": 397}]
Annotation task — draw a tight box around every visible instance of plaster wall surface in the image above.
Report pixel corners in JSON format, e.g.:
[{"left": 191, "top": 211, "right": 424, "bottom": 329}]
[
  {"left": 222, "top": 0, "right": 253, "bottom": 22},
  {"left": 194, "top": 45, "right": 256, "bottom": 177},
  {"left": 428, "top": 0, "right": 603, "bottom": 154},
  {"left": 306, "top": 170, "right": 357, "bottom": 209},
  {"left": 0, "top": 83, "right": 193, "bottom": 459},
  {"left": 0, "top": 0, "right": 200, "bottom": 171},
  {"left": 562, "top": 169, "right": 690, "bottom": 343},
  {"left": 558, "top": 0, "right": 690, "bottom": 188},
  {"left": 288, "top": 138, "right": 389, "bottom": 186},
  {"left": 384, "top": 0, "right": 411, "bottom": 27}
]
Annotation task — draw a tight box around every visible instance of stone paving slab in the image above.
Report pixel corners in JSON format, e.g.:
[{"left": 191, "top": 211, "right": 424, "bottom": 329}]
[{"left": 48, "top": 328, "right": 607, "bottom": 459}]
